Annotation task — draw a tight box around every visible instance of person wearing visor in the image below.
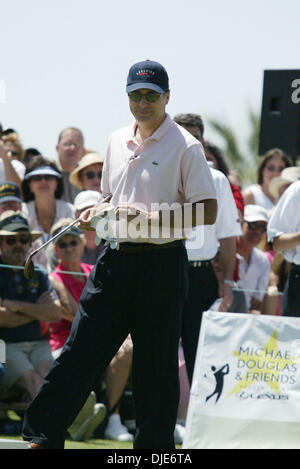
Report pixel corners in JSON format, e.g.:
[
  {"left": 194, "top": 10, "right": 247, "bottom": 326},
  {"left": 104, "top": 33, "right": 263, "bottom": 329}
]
[
  {"left": 23, "top": 60, "right": 217, "bottom": 449},
  {"left": 22, "top": 155, "right": 75, "bottom": 271},
  {"left": 69, "top": 152, "right": 104, "bottom": 193},
  {"left": 0, "top": 210, "right": 61, "bottom": 406}
]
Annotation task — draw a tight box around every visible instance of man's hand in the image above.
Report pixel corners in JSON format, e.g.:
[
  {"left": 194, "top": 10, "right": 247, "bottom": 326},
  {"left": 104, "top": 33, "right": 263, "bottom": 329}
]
[
  {"left": 2, "top": 299, "right": 20, "bottom": 313},
  {"left": 218, "top": 283, "right": 234, "bottom": 312},
  {"left": 114, "top": 203, "right": 151, "bottom": 224},
  {"left": 78, "top": 202, "right": 111, "bottom": 231},
  {"left": 37, "top": 291, "right": 57, "bottom": 304}
]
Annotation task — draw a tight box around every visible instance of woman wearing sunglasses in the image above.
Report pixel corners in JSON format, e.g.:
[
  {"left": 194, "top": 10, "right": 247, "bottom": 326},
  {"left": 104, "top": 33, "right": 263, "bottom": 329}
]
[
  {"left": 242, "top": 148, "right": 292, "bottom": 210},
  {"left": 21, "top": 155, "right": 75, "bottom": 271},
  {"left": 69, "top": 152, "right": 104, "bottom": 193}
]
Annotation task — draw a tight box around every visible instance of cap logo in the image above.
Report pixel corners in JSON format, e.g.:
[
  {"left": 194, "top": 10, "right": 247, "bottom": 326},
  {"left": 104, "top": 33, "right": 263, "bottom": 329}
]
[
  {"left": 136, "top": 69, "right": 155, "bottom": 78},
  {"left": 0, "top": 183, "right": 15, "bottom": 191}
]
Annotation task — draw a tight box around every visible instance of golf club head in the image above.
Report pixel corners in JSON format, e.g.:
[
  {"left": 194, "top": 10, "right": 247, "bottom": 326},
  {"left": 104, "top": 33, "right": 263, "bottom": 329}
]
[{"left": 24, "top": 255, "right": 35, "bottom": 279}]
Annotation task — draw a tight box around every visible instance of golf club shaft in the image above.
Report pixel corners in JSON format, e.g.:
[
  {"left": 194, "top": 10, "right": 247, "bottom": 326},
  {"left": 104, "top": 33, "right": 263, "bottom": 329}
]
[{"left": 29, "top": 194, "right": 112, "bottom": 257}]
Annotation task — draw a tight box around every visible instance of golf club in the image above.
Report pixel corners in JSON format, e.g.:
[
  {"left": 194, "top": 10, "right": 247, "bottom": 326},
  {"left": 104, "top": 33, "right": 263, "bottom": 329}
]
[{"left": 24, "top": 194, "right": 112, "bottom": 279}]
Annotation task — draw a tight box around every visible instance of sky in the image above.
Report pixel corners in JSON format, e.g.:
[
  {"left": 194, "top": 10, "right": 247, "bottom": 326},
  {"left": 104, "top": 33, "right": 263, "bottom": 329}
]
[{"left": 1, "top": 0, "right": 300, "bottom": 161}]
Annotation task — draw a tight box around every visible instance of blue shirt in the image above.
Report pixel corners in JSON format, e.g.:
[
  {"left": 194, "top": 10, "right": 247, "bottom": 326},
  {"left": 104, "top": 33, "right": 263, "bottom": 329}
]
[{"left": 0, "top": 260, "right": 53, "bottom": 343}]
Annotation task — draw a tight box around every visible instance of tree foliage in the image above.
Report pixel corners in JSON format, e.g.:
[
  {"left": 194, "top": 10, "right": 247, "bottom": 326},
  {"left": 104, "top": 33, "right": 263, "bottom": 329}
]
[{"left": 208, "top": 109, "right": 260, "bottom": 184}]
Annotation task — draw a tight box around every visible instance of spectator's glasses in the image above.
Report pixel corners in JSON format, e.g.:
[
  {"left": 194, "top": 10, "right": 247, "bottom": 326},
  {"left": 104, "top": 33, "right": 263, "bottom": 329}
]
[
  {"left": 84, "top": 171, "right": 102, "bottom": 180},
  {"left": 57, "top": 239, "right": 79, "bottom": 249},
  {"left": 246, "top": 221, "right": 267, "bottom": 233},
  {"left": 4, "top": 235, "right": 31, "bottom": 245},
  {"left": 128, "top": 91, "right": 161, "bottom": 103},
  {"left": 30, "top": 175, "right": 56, "bottom": 182}
]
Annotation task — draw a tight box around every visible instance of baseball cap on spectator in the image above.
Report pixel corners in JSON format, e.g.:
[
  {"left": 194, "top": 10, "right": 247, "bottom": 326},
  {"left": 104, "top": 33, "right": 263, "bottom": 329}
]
[
  {"left": 0, "top": 182, "right": 22, "bottom": 204},
  {"left": 74, "top": 190, "right": 102, "bottom": 211},
  {"left": 0, "top": 210, "right": 42, "bottom": 240},
  {"left": 126, "top": 60, "right": 169, "bottom": 94},
  {"left": 243, "top": 204, "right": 269, "bottom": 223},
  {"left": 50, "top": 218, "right": 84, "bottom": 244}
]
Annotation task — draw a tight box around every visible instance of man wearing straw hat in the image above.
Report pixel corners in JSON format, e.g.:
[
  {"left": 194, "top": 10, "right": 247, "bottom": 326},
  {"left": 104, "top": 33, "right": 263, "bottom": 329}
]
[{"left": 0, "top": 210, "right": 61, "bottom": 403}]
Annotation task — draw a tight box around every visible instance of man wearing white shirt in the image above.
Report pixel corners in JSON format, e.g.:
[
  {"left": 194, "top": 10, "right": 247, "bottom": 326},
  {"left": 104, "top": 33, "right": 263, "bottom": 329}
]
[
  {"left": 22, "top": 60, "right": 217, "bottom": 449},
  {"left": 237, "top": 205, "right": 270, "bottom": 314},
  {"left": 54, "top": 127, "right": 86, "bottom": 203},
  {"left": 268, "top": 181, "right": 300, "bottom": 316},
  {"left": 183, "top": 166, "right": 242, "bottom": 383}
]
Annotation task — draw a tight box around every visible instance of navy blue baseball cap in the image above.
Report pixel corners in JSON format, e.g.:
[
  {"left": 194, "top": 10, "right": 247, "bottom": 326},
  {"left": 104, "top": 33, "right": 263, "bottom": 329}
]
[
  {"left": 126, "top": 60, "right": 169, "bottom": 94},
  {"left": 0, "top": 182, "right": 22, "bottom": 204}
]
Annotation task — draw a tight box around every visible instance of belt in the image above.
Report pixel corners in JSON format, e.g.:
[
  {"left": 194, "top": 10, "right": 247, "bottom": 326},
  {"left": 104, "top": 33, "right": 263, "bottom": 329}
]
[
  {"left": 189, "top": 260, "right": 212, "bottom": 268},
  {"left": 117, "top": 240, "right": 183, "bottom": 254}
]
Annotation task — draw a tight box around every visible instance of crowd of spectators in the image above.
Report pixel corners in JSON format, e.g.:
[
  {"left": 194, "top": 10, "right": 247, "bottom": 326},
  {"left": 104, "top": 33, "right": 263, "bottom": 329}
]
[{"left": 0, "top": 117, "right": 299, "bottom": 444}]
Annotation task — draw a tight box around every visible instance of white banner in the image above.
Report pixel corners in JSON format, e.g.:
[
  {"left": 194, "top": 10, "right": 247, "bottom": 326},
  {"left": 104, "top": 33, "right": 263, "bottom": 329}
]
[
  {"left": 0, "top": 340, "right": 5, "bottom": 363},
  {"left": 183, "top": 311, "right": 300, "bottom": 449}
]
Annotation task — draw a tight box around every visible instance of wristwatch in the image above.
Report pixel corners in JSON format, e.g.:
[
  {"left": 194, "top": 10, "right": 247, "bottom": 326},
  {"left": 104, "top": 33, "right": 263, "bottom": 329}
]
[{"left": 223, "top": 279, "right": 235, "bottom": 287}]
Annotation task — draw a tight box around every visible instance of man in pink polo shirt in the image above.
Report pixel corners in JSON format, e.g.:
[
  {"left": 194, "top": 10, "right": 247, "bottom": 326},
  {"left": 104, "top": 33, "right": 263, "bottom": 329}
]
[{"left": 23, "top": 60, "right": 217, "bottom": 449}]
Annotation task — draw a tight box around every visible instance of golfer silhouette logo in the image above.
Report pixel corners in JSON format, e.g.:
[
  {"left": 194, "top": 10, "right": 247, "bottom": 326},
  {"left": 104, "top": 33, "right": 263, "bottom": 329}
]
[{"left": 205, "top": 364, "right": 229, "bottom": 403}]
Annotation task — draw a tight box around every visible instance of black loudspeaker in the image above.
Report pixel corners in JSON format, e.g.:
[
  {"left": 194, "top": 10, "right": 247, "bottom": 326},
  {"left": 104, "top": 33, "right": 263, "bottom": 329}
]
[{"left": 259, "top": 70, "right": 300, "bottom": 162}]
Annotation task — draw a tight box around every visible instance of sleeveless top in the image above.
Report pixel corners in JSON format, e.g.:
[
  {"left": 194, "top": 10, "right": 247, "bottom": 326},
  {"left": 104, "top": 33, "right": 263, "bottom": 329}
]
[{"left": 247, "top": 184, "right": 274, "bottom": 210}]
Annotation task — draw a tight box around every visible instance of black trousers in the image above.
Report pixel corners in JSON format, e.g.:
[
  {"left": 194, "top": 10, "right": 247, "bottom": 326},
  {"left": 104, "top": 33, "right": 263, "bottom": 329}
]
[
  {"left": 282, "top": 264, "right": 300, "bottom": 316},
  {"left": 181, "top": 262, "right": 219, "bottom": 384},
  {"left": 22, "top": 243, "right": 188, "bottom": 449}
]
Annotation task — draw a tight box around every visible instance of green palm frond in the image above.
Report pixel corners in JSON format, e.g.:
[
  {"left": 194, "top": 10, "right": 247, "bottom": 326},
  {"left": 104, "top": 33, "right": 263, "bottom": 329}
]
[
  {"left": 208, "top": 119, "right": 245, "bottom": 168},
  {"left": 207, "top": 110, "right": 261, "bottom": 185}
]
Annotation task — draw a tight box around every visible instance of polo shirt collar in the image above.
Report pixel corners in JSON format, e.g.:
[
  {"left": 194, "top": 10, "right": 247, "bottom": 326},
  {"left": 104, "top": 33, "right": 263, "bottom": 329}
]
[{"left": 127, "top": 113, "right": 173, "bottom": 145}]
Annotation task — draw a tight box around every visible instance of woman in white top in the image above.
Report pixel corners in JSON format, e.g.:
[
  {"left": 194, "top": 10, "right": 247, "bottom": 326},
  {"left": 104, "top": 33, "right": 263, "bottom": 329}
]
[
  {"left": 22, "top": 156, "right": 75, "bottom": 271},
  {"left": 242, "top": 148, "right": 292, "bottom": 210}
]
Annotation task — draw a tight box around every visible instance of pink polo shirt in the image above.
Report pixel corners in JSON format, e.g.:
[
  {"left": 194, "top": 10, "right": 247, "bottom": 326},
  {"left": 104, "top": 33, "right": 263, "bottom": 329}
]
[{"left": 101, "top": 114, "right": 217, "bottom": 243}]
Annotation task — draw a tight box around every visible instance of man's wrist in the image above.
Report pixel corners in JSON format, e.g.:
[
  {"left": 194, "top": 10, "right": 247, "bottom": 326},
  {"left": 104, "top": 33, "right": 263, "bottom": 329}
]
[{"left": 223, "top": 279, "right": 235, "bottom": 288}]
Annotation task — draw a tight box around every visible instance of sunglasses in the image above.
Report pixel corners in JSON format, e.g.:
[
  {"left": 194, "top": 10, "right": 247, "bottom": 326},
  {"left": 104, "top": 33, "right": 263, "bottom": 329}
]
[
  {"left": 4, "top": 235, "right": 31, "bottom": 245},
  {"left": 246, "top": 221, "right": 267, "bottom": 233},
  {"left": 128, "top": 91, "right": 161, "bottom": 103},
  {"left": 84, "top": 171, "right": 102, "bottom": 180},
  {"left": 265, "top": 165, "right": 285, "bottom": 172},
  {"left": 30, "top": 175, "right": 56, "bottom": 182},
  {"left": 57, "top": 239, "right": 79, "bottom": 249}
]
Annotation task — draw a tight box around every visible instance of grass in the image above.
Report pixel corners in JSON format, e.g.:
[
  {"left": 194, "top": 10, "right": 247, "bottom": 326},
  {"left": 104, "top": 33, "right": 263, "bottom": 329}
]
[
  {"left": 0, "top": 411, "right": 133, "bottom": 449},
  {"left": 1, "top": 412, "right": 181, "bottom": 449},
  {"left": 0, "top": 434, "right": 133, "bottom": 449}
]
